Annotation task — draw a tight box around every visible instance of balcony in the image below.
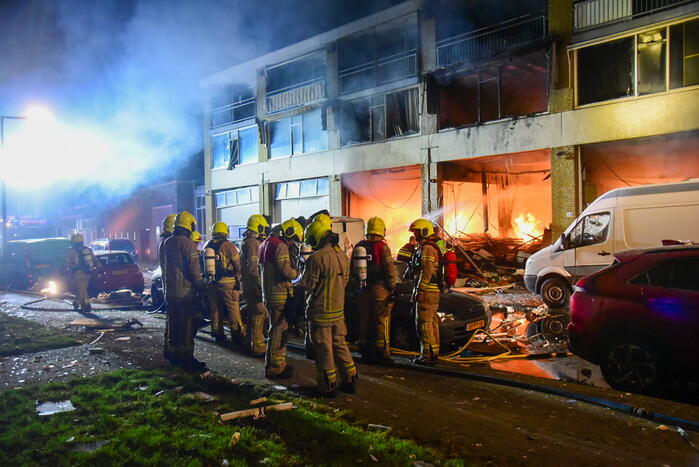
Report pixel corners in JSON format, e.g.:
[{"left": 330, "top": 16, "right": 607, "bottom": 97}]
[
  {"left": 574, "top": 0, "right": 693, "bottom": 32},
  {"left": 265, "top": 79, "right": 326, "bottom": 114},
  {"left": 210, "top": 97, "right": 256, "bottom": 129},
  {"left": 339, "top": 50, "right": 417, "bottom": 95},
  {"left": 437, "top": 14, "right": 547, "bottom": 69}
]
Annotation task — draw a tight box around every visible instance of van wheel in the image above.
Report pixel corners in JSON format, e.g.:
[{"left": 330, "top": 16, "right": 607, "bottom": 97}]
[
  {"left": 600, "top": 339, "right": 662, "bottom": 394},
  {"left": 540, "top": 277, "right": 570, "bottom": 308}
]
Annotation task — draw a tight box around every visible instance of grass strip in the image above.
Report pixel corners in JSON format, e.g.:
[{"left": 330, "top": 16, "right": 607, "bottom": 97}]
[
  {"left": 0, "top": 312, "right": 79, "bottom": 356},
  {"left": 0, "top": 368, "right": 467, "bottom": 466}
]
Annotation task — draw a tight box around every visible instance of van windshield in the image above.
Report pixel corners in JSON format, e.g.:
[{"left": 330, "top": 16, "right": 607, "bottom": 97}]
[{"left": 569, "top": 212, "right": 611, "bottom": 248}]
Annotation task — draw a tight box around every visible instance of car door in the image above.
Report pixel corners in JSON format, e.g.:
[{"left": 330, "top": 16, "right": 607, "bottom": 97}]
[{"left": 568, "top": 211, "right": 614, "bottom": 282}]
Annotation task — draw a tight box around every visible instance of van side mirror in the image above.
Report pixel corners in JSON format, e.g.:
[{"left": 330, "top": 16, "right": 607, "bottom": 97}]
[{"left": 559, "top": 233, "right": 569, "bottom": 250}]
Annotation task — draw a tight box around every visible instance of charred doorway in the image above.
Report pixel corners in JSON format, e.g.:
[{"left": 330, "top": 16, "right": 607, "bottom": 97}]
[
  {"left": 581, "top": 131, "right": 699, "bottom": 206},
  {"left": 342, "top": 166, "right": 422, "bottom": 252},
  {"left": 441, "top": 150, "right": 552, "bottom": 242}
]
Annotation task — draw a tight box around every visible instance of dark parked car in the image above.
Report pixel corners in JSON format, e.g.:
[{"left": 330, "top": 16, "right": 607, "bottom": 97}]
[
  {"left": 90, "top": 238, "right": 138, "bottom": 260},
  {"left": 0, "top": 237, "right": 70, "bottom": 289},
  {"left": 569, "top": 245, "right": 699, "bottom": 393},
  {"left": 89, "top": 251, "right": 145, "bottom": 296}
]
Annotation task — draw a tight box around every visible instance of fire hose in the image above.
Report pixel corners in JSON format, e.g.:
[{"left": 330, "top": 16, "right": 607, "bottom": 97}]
[{"left": 20, "top": 295, "right": 148, "bottom": 312}]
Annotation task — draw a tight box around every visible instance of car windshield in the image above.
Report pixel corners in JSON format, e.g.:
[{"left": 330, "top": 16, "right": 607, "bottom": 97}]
[
  {"left": 98, "top": 253, "right": 134, "bottom": 265},
  {"left": 110, "top": 240, "right": 134, "bottom": 250}
]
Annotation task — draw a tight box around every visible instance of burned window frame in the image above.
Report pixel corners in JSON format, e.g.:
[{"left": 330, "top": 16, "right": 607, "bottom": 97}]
[
  {"left": 575, "top": 17, "right": 699, "bottom": 107},
  {"left": 340, "top": 86, "right": 420, "bottom": 147}
]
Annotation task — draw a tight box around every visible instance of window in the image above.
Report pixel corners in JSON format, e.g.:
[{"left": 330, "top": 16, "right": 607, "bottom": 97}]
[
  {"left": 273, "top": 177, "right": 330, "bottom": 222},
  {"left": 212, "top": 133, "right": 229, "bottom": 169},
  {"left": 578, "top": 37, "right": 634, "bottom": 105},
  {"left": 670, "top": 19, "right": 699, "bottom": 89},
  {"left": 211, "top": 126, "right": 259, "bottom": 169},
  {"left": 568, "top": 212, "right": 611, "bottom": 248},
  {"left": 267, "top": 52, "right": 326, "bottom": 95},
  {"left": 215, "top": 186, "right": 259, "bottom": 208},
  {"left": 631, "top": 258, "right": 699, "bottom": 291},
  {"left": 269, "top": 108, "right": 327, "bottom": 158},
  {"left": 341, "top": 88, "right": 419, "bottom": 146},
  {"left": 209, "top": 84, "right": 256, "bottom": 128},
  {"left": 638, "top": 29, "right": 667, "bottom": 95}
]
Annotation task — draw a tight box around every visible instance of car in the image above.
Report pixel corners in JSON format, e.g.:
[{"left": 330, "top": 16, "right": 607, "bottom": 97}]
[
  {"left": 568, "top": 245, "right": 699, "bottom": 394},
  {"left": 150, "top": 265, "right": 164, "bottom": 309},
  {"left": 89, "top": 251, "right": 145, "bottom": 296},
  {"left": 90, "top": 238, "right": 138, "bottom": 260},
  {"left": 0, "top": 237, "right": 70, "bottom": 290}
]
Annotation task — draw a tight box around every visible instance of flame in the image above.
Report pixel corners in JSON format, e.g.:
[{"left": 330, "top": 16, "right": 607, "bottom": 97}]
[{"left": 513, "top": 213, "right": 543, "bottom": 240}]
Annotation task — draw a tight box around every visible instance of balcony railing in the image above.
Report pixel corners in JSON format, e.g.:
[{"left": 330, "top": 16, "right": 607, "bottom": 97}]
[
  {"left": 265, "top": 78, "right": 326, "bottom": 114},
  {"left": 574, "top": 0, "right": 693, "bottom": 32},
  {"left": 437, "top": 14, "right": 547, "bottom": 69},
  {"left": 339, "top": 50, "right": 417, "bottom": 94},
  {"left": 210, "top": 97, "right": 256, "bottom": 129}
]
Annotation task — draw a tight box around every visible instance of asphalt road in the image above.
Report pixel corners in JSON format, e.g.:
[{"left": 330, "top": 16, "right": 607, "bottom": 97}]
[{"left": 1, "top": 290, "right": 698, "bottom": 466}]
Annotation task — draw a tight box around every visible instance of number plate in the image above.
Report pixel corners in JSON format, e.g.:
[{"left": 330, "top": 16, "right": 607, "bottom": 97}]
[{"left": 466, "top": 320, "right": 485, "bottom": 331}]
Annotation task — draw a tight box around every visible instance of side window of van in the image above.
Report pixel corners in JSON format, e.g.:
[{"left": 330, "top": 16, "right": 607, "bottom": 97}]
[{"left": 570, "top": 213, "right": 611, "bottom": 248}]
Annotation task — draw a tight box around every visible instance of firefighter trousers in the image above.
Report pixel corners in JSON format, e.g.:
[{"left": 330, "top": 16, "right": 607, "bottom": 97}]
[
  {"left": 358, "top": 285, "right": 394, "bottom": 360},
  {"left": 265, "top": 306, "right": 288, "bottom": 376},
  {"left": 310, "top": 319, "right": 357, "bottom": 393},
  {"left": 166, "top": 298, "right": 196, "bottom": 362},
  {"left": 244, "top": 289, "right": 267, "bottom": 356},
  {"left": 416, "top": 291, "right": 440, "bottom": 361},
  {"left": 208, "top": 282, "right": 245, "bottom": 342},
  {"left": 71, "top": 271, "right": 91, "bottom": 312}
]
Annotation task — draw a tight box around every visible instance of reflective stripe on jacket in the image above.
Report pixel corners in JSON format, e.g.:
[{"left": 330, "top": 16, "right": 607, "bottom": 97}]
[
  {"left": 260, "top": 236, "right": 299, "bottom": 307},
  {"left": 301, "top": 242, "right": 349, "bottom": 324},
  {"left": 160, "top": 232, "right": 205, "bottom": 301}
]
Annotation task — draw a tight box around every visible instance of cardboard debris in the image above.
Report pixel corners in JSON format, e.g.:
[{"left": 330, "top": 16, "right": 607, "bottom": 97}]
[
  {"left": 36, "top": 400, "right": 76, "bottom": 416},
  {"left": 219, "top": 402, "right": 294, "bottom": 422}
]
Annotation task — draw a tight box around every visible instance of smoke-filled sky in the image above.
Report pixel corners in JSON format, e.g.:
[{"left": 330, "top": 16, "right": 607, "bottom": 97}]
[{"left": 0, "top": 0, "right": 401, "bottom": 212}]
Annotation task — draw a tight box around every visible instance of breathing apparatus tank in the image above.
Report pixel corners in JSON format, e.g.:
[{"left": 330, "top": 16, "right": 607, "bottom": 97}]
[
  {"left": 300, "top": 244, "right": 313, "bottom": 262},
  {"left": 352, "top": 244, "right": 370, "bottom": 287},
  {"left": 203, "top": 247, "right": 217, "bottom": 283},
  {"left": 443, "top": 249, "right": 458, "bottom": 289}
]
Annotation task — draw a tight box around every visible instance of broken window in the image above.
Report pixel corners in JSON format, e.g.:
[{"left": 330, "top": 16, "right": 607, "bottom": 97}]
[
  {"left": 439, "top": 74, "right": 478, "bottom": 128},
  {"left": 386, "top": 88, "right": 419, "bottom": 138},
  {"left": 212, "top": 126, "right": 258, "bottom": 169},
  {"left": 578, "top": 37, "right": 634, "bottom": 105},
  {"left": 638, "top": 29, "right": 667, "bottom": 95},
  {"left": 569, "top": 213, "right": 611, "bottom": 248},
  {"left": 670, "top": 18, "right": 699, "bottom": 89},
  {"left": 500, "top": 53, "right": 548, "bottom": 117},
  {"left": 209, "top": 84, "right": 256, "bottom": 128},
  {"left": 341, "top": 99, "right": 371, "bottom": 146},
  {"left": 269, "top": 108, "right": 327, "bottom": 159}
]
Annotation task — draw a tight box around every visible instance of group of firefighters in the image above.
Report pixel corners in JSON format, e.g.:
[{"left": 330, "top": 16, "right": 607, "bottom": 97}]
[{"left": 65, "top": 209, "right": 448, "bottom": 396}]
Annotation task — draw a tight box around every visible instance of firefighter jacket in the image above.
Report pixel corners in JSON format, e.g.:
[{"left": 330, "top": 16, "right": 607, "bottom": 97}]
[
  {"left": 203, "top": 237, "right": 241, "bottom": 285},
  {"left": 414, "top": 240, "right": 442, "bottom": 293},
  {"left": 396, "top": 242, "right": 416, "bottom": 263},
  {"left": 354, "top": 238, "right": 399, "bottom": 290},
  {"left": 259, "top": 236, "right": 299, "bottom": 308},
  {"left": 160, "top": 230, "right": 205, "bottom": 301},
  {"left": 63, "top": 245, "right": 100, "bottom": 275},
  {"left": 301, "top": 238, "right": 350, "bottom": 324},
  {"left": 241, "top": 234, "right": 262, "bottom": 295}
]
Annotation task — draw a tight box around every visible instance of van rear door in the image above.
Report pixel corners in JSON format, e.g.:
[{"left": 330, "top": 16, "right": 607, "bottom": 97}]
[{"left": 566, "top": 211, "right": 615, "bottom": 282}]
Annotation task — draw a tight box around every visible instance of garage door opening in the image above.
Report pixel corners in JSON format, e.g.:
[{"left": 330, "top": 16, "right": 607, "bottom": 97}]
[
  {"left": 343, "top": 166, "right": 422, "bottom": 252},
  {"left": 581, "top": 130, "right": 699, "bottom": 205},
  {"left": 441, "top": 150, "right": 552, "bottom": 242}
]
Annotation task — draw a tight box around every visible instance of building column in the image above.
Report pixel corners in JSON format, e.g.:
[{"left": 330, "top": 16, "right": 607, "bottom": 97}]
[
  {"left": 551, "top": 145, "right": 579, "bottom": 240},
  {"left": 328, "top": 175, "right": 343, "bottom": 217},
  {"left": 260, "top": 178, "right": 273, "bottom": 218},
  {"left": 419, "top": 11, "right": 438, "bottom": 136},
  {"left": 421, "top": 158, "right": 442, "bottom": 223}
]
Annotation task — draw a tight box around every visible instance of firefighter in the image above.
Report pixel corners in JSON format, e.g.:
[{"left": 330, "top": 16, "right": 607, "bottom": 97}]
[
  {"left": 63, "top": 233, "right": 102, "bottom": 313},
  {"left": 160, "top": 211, "right": 207, "bottom": 371},
  {"left": 159, "top": 214, "right": 176, "bottom": 359},
  {"left": 241, "top": 214, "right": 269, "bottom": 357},
  {"left": 301, "top": 218, "right": 357, "bottom": 396},
  {"left": 408, "top": 218, "right": 443, "bottom": 365},
  {"left": 396, "top": 235, "right": 418, "bottom": 264},
  {"left": 204, "top": 221, "right": 244, "bottom": 345},
  {"left": 352, "top": 217, "right": 399, "bottom": 363},
  {"left": 259, "top": 218, "right": 303, "bottom": 378}
]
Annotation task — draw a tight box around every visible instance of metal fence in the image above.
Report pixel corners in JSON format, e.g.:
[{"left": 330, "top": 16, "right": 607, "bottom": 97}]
[
  {"left": 265, "top": 78, "right": 326, "bottom": 114},
  {"left": 437, "top": 14, "right": 547, "bottom": 69},
  {"left": 574, "top": 0, "right": 693, "bottom": 32}
]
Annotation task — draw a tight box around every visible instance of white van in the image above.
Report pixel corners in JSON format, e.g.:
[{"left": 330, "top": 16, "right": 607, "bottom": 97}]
[
  {"left": 331, "top": 216, "right": 365, "bottom": 254},
  {"left": 524, "top": 180, "right": 699, "bottom": 307}
]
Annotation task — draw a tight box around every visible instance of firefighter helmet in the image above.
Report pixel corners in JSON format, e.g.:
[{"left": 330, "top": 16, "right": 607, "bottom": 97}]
[
  {"left": 246, "top": 214, "right": 269, "bottom": 236},
  {"left": 70, "top": 233, "right": 84, "bottom": 244},
  {"left": 175, "top": 211, "right": 196, "bottom": 232},
  {"left": 304, "top": 218, "right": 331, "bottom": 250},
  {"left": 366, "top": 216, "right": 386, "bottom": 237},
  {"left": 281, "top": 218, "right": 304, "bottom": 242},
  {"left": 211, "top": 221, "right": 229, "bottom": 237},
  {"left": 312, "top": 212, "right": 332, "bottom": 228},
  {"left": 162, "top": 214, "right": 176, "bottom": 234},
  {"left": 191, "top": 231, "right": 203, "bottom": 243},
  {"left": 409, "top": 218, "right": 435, "bottom": 238}
]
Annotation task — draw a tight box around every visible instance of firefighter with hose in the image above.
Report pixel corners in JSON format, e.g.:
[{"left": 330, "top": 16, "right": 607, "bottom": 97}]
[
  {"left": 351, "top": 217, "right": 399, "bottom": 363},
  {"left": 203, "top": 222, "right": 244, "bottom": 345},
  {"left": 63, "top": 233, "right": 102, "bottom": 313},
  {"left": 259, "top": 218, "right": 304, "bottom": 379},
  {"left": 301, "top": 218, "right": 357, "bottom": 396},
  {"left": 241, "top": 214, "right": 269, "bottom": 357}
]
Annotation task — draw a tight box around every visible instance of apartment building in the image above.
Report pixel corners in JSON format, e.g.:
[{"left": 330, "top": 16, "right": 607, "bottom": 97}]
[{"left": 202, "top": 0, "right": 699, "bottom": 251}]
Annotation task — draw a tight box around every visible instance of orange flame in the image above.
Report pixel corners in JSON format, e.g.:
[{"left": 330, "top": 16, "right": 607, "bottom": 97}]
[{"left": 513, "top": 213, "right": 543, "bottom": 240}]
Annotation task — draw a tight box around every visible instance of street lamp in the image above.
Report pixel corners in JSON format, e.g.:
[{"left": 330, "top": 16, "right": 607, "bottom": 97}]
[{"left": 0, "top": 115, "right": 27, "bottom": 257}]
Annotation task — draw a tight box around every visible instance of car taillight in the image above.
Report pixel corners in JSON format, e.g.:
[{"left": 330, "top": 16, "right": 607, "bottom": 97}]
[{"left": 575, "top": 276, "right": 596, "bottom": 294}]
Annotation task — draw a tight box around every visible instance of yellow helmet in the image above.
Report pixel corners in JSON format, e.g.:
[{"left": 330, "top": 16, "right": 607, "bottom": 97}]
[
  {"left": 211, "top": 221, "right": 229, "bottom": 237},
  {"left": 70, "top": 233, "right": 84, "bottom": 243},
  {"left": 304, "top": 218, "right": 331, "bottom": 250},
  {"left": 366, "top": 216, "right": 386, "bottom": 237},
  {"left": 162, "top": 214, "right": 176, "bottom": 234},
  {"left": 191, "top": 231, "right": 203, "bottom": 243},
  {"left": 409, "top": 218, "right": 435, "bottom": 238},
  {"left": 281, "top": 218, "right": 304, "bottom": 242},
  {"left": 246, "top": 214, "right": 269, "bottom": 236},
  {"left": 312, "top": 213, "right": 332, "bottom": 228},
  {"left": 175, "top": 211, "right": 196, "bottom": 232}
]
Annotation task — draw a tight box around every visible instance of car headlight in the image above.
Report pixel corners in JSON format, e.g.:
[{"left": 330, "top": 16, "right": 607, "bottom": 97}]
[{"left": 41, "top": 280, "right": 61, "bottom": 297}]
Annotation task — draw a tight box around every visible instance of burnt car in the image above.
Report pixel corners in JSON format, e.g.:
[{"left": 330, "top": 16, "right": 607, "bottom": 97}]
[{"left": 89, "top": 251, "right": 145, "bottom": 297}]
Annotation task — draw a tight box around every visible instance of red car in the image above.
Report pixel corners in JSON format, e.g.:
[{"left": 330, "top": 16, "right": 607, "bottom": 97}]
[
  {"left": 569, "top": 245, "right": 699, "bottom": 393},
  {"left": 89, "top": 251, "right": 145, "bottom": 297}
]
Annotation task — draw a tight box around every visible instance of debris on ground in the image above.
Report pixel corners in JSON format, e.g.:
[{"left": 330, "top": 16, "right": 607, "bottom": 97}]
[
  {"left": 187, "top": 391, "right": 215, "bottom": 402},
  {"left": 115, "top": 336, "right": 131, "bottom": 342},
  {"left": 36, "top": 400, "right": 76, "bottom": 416},
  {"left": 73, "top": 440, "right": 111, "bottom": 453},
  {"left": 88, "top": 347, "right": 105, "bottom": 355},
  {"left": 68, "top": 318, "right": 143, "bottom": 331},
  {"left": 219, "top": 402, "right": 294, "bottom": 422},
  {"left": 367, "top": 424, "right": 392, "bottom": 433},
  {"left": 227, "top": 432, "right": 241, "bottom": 448},
  {"left": 250, "top": 397, "right": 267, "bottom": 405}
]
